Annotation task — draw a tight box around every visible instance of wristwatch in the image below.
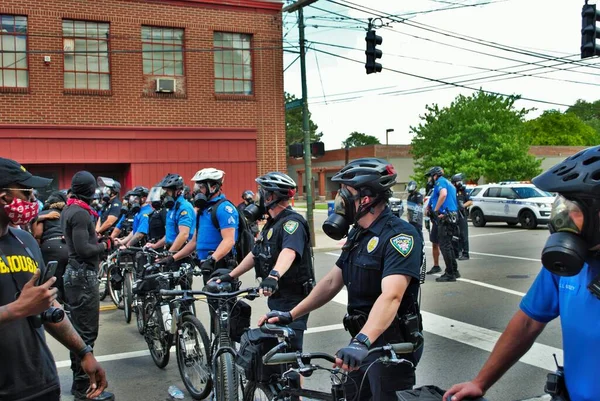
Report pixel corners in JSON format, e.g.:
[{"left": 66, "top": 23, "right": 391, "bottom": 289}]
[
  {"left": 269, "top": 269, "right": 280, "bottom": 280},
  {"left": 354, "top": 333, "right": 371, "bottom": 348},
  {"left": 77, "top": 344, "right": 93, "bottom": 359}
]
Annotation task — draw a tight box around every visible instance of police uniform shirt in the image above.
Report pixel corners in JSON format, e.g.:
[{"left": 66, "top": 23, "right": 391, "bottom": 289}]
[
  {"left": 100, "top": 198, "right": 122, "bottom": 225},
  {"left": 132, "top": 204, "right": 153, "bottom": 236},
  {"left": 429, "top": 177, "right": 458, "bottom": 213},
  {"left": 165, "top": 195, "right": 195, "bottom": 245},
  {"left": 407, "top": 192, "right": 424, "bottom": 226},
  {"left": 195, "top": 195, "right": 238, "bottom": 260},
  {"left": 336, "top": 207, "right": 423, "bottom": 316},
  {"left": 0, "top": 228, "right": 60, "bottom": 400},
  {"left": 456, "top": 187, "right": 471, "bottom": 212}
]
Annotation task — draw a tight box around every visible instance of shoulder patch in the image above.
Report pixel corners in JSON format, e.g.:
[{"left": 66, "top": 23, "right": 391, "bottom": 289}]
[
  {"left": 390, "top": 234, "right": 414, "bottom": 257},
  {"left": 180, "top": 210, "right": 188, "bottom": 216},
  {"left": 283, "top": 220, "right": 299, "bottom": 235},
  {"left": 224, "top": 205, "right": 234, "bottom": 214}
]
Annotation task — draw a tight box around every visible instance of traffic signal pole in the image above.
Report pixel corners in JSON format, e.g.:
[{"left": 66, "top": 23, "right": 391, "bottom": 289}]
[{"left": 283, "top": 0, "right": 318, "bottom": 246}]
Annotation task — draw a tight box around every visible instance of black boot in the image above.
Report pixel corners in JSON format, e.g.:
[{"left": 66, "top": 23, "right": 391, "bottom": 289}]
[
  {"left": 426, "top": 265, "right": 442, "bottom": 275},
  {"left": 436, "top": 273, "right": 456, "bottom": 282}
]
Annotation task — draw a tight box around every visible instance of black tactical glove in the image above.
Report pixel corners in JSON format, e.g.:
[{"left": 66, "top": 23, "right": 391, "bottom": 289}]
[
  {"left": 264, "top": 310, "right": 293, "bottom": 325},
  {"left": 217, "top": 273, "right": 234, "bottom": 283},
  {"left": 260, "top": 276, "right": 279, "bottom": 294},
  {"left": 156, "top": 255, "right": 174, "bottom": 266},
  {"left": 336, "top": 340, "right": 369, "bottom": 370},
  {"left": 200, "top": 256, "right": 216, "bottom": 275}
]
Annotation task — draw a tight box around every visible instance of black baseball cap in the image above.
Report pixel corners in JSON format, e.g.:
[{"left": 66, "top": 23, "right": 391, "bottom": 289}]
[{"left": 0, "top": 158, "right": 52, "bottom": 189}]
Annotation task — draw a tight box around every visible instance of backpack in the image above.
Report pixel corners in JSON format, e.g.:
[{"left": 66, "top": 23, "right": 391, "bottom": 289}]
[
  {"left": 209, "top": 198, "right": 254, "bottom": 265},
  {"left": 235, "top": 328, "right": 284, "bottom": 383}
]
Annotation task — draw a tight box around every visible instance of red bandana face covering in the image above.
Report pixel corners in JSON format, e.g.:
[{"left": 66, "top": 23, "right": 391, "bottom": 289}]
[{"left": 4, "top": 198, "right": 39, "bottom": 225}]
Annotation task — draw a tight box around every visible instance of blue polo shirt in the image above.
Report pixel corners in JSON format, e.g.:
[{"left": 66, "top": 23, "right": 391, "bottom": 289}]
[
  {"left": 165, "top": 196, "right": 195, "bottom": 245},
  {"left": 429, "top": 176, "right": 458, "bottom": 213},
  {"left": 115, "top": 214, "right": 126, "bottom": 230},
  {"left": 132, "top": 204, "right": 153, "bottom": 235},
  {"left": 195, "top": 194, "right": 239, "bottom": 260},
  {"left": 520, "top": 261, "right": 600, "bottom": 401}
]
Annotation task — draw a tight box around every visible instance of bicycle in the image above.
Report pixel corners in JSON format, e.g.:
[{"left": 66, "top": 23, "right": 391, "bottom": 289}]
[
  {"left": 160, "top": 284, "right": 260, "bottom": 401},
  {"left": 244, "top": 324, "right": 416, "bottom": 401}
]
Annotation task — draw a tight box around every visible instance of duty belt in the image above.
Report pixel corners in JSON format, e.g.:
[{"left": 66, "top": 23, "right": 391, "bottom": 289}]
[
  {"left": 65, "top": 267, "right": 97, "bottom": 277},
  {"left": 43, "top": 236, "right": 63, "bottom": 243}
]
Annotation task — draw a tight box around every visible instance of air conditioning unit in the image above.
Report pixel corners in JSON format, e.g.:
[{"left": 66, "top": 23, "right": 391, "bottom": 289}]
[{"left": 156, "top": 78, "right": 176, "bottom": 93}]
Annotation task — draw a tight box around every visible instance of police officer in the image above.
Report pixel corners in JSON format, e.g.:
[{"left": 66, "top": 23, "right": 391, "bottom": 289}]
[
  {"left": 237, "top": 190, "right": 259, "bottom": 238},
  {"left": 147, "top": 173, "right": 195, "bottom": 253},
  {"left": 110, "top": 190, "right": 135, "bottom": 241},
  {"left": 61, "top": 171, "right": 114, "bottom": 401},
  {"left": 221, "top": 172, "right": 314, "bottom": 351},
  {"left": 451, "top": 173, "right": 472, "bottom": 261},
  {"left": 406, "top": 181, "right": 424, "bottom": 243},
  {"left": 426, "top": 166, "right": 460, "bottom": 282},
  {"left": 95, "top": 177, "right": 122, "bottom": 237},
  {"left": 260, "top": 159, "right": 424, "bottom": 401},
  {"left": 167, "top": 168, "right": 237, "bottom": 283},
  {"left": 115, "top": 186, "right": 151, "bottom": 248},
  {"left": 145, "top": 186, "right": 168, "bottom": 247}
]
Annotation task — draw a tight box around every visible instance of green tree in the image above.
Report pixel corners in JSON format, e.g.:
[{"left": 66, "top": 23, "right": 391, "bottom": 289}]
[
  {"left": 566, "top": 99, "right": 600, "bottom": 139},
  {"left": 410, "top": 91, "right": 542, "bottom": 185},
  {"left": 285, "top": 92, "right": 323, "bottom": 149},
  {"left": 523, "top": 110, "right": 597, "bottom": 146},
  {"left": 342, "top": 131, "right": 381, "bottom": 148}
]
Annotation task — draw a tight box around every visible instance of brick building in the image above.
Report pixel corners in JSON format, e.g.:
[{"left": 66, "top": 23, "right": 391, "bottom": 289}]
[
  {"left": 288, "top": 145, "right": 586, "bottom": 200},
  {"left": 0, "top": 0, "right": 286, "bottom": 199}
]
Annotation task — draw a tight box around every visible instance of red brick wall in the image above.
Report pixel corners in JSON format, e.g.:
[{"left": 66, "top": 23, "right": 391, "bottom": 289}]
[{"left": 0, "top": 0, "right": 286, "bottom": 174}]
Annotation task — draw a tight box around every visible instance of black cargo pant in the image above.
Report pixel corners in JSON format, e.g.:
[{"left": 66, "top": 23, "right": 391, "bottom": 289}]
[
  {"left": 438, "top": 220, "right": 458, "bottom": 276},
  {"left": 458, "top": 213, "right": 469, "bottom": 257},
  {"left": 40, "top": 239, "right": 69, "bottom": 302},
  {"left": 63, "top": 265, "right": 100, "bottom": 393}
]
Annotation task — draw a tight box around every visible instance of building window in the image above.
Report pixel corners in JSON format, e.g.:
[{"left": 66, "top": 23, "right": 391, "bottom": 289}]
[
  {"left": 0, "top": 15, "right": 28, "bottom": 88},
  {"left": 142, "top": 26, "right": 184, "bottom": 76},
  {"left": 213, "top": 32, "right": 252, "bottom": 95},
  {"left": 62, "top": 20, "right": 110, "bottom": 90}
]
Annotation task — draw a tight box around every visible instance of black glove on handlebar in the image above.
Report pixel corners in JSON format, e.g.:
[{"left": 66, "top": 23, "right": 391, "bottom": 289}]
[
  {"left": 217, "top": 273, "right": 234, "bottom": 283},
  {"left": 260, "top": 277, "right": 278, "bottom": 294},
  {"left": 157, "top": 255, "right": 174, "bottom": 266},
  {"left": 200, "top": 257, "right": 216, "bottom": 275},
  {"left": 265, "top": 310, "right": 293, "bottom": 325},
  {"left": 336, "top": 340, "right": 368, "bottom": 370}
]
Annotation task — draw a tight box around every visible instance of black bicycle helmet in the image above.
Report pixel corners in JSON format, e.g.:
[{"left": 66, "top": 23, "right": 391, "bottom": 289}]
[
  {"left": 425, "top": 166, "right": 444, "bottom": 177},
  {"left": 158, "top": 173, "right": 184, "bottom": 189},
  {"left": 532, "top": 145, "right": 600, "bottom": 197},
  {"left": 406, "top": 180, "right": 417, "bottom": 193},
  {"left": 242, "top": 190, "right": 255, "bottom": 200},
  {"left": 130, "top": 186, "right": 149, "bottom": 197},
  {"left": 451, "top": 173, "right": 464, "bottom": 183},
  {"left": 331, "top": 158, "right": 397, "bottom": 195},
  {"left": 256, "top": 172, "right": 297, "bottom": 199}
]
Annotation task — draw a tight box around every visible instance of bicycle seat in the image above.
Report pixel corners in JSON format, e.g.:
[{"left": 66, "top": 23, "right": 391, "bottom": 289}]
[{"left": 260, "top": 323, "right": 296, "bottom": 338}]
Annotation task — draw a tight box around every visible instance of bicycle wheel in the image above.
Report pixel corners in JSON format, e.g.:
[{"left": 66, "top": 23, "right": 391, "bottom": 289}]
[
  {"left": 107, "top": 266, "right": 123, "bottom": 308},
  {"left": 243, "top": 381, "right": 274, "bottom": 401},
  {"left": 215, "top": 352, "right": 239, "bottom": 401},
  {"left": 123, "top": 271, "right": 133, "bottom": 323},
  {"left": 136, "top": 302, "right": 145, "bottom": 335},
  {"left": 176, "top": 315, "right": 213, "bottom": 400},
  {"left": 146, "top": 307, "right": 171, "bottom": 369},
  {"left": 98, "top": 261, "right": 108, "bottom": 301}
]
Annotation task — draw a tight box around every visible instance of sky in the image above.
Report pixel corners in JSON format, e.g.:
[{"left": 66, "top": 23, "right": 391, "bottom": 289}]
[{"left": 281, "top": 0, "right": 600, "bottom": 151}]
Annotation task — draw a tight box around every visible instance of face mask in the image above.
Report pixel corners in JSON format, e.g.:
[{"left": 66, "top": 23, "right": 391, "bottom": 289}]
[
  {"left": 322, "top": 188, "right": 359, "bottom": 240},
  {"left": 193, "top": 193, "right": 208, "bottom": 210},
  {"left": 160, "top": 188, "right": 175, "bottom": 209},
  {"left": 4, "top": 197, "right": 40, "bottom": 225},
  {"left": 244, "top": 190, "right": 267, "bottom": 222},
  {"left": 541, "top": 196, "right": 589, "bottom": 276},
  {"left": 151, "top": 201, "right": 162, "bottom": 210}
]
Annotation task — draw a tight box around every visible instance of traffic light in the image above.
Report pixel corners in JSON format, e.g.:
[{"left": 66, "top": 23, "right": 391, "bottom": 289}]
[
  {"left": 289, "top": 143, "right": 303, "bottom": 158},
  {"left": 365, "top": 30, "right": 382, "bottom": 74},
  {"left": 581, "top": 3, "right": 600, "bottom": 59},
  {"left": 310, "top": 141, "right": 325, "bottom": 158}
]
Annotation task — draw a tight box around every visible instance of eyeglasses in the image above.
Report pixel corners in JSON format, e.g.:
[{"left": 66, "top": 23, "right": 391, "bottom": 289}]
[{"left": 0, "top": 188, "right": 34, "bottom": 193}]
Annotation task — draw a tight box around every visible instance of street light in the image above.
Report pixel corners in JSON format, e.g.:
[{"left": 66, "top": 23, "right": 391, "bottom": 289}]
[{"left": 385, "top": 128, "right": 394, "bottom": 145}]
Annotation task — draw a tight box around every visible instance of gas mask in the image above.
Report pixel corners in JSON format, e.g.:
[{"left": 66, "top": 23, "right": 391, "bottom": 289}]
[
  {"left": 541, "top": 195, "right": 589, "bottom": 276},
  {"left": 129, "top": 195, "right": 141, "bottom": 214},
  {"left": 192, "top": 182, "right": 209, "bottom": 210},
  {"left": 161, "top": 188, "right": 175, "bottom": 209},
  {"left": 101, "top": 187, "right": 112, "bottom": 202},
  {"left": 148, "top": 187, "right": 162, "bottom": 210},
  {"left": 243, "top": 190, "right": 269, "bottom": 222},
  {"left": 322, "top": 188, "right": 360, "bottom": 240}
]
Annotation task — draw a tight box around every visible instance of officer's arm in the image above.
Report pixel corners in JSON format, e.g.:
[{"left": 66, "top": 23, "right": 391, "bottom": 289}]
[
  {"left": 289, "top": 266, "right": 344, "bottom": 321},
  {"left": 270, "top": 248, "right": 296, "bottom": 279},
  {"left": 127, "top": 232, "right": 146, "bottom": 247},
  {"left": 359, "top": 274, "right": 411, "bottom": 344},
  {"left": 229, "top": 251, "right": 255, "bottom": 278},
  {"left": 434, "top": 188, "right": 448, "bottom": 212},
  {"left": 466, "top": 310, "right": 546, "bottom": 394},
  {"left": 97, "top": 215, "right": 118, "bottom": 234},
  {"left": 173, "top": 231, "right": 196, "bottom": 261},
  {"left": 169, "top": 225, "right": 190, "bottom": 252},
  {"left": 117, "top": 232, "right": 133, "bottom": 245},
  {"left": 110, "top": 226, "right": 121, "bottom": 240},
  {"left": 211, "top": 227, "right": 235, "bottom": 262},
  {"left": 149, "top": 236, "right": 166, "bottom": 249}
]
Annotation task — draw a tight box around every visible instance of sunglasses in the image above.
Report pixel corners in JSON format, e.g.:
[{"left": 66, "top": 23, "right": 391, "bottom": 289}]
[{"left": 0, "top": 188, "right": 35, "bottom": 193}]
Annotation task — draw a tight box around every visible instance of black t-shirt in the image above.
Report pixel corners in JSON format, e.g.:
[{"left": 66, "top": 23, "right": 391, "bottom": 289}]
[
  {"left": 61, "top": 204, "right": 105, "bottom": 267},
  {"left": 38, "top": 208, "right": 63, "bottom": 243},
  {"left": 100, "top": 197, "right": 122, "bottom": 225},
  {"left": 0, "top": 228, "right": 60, "bottom": 400}
]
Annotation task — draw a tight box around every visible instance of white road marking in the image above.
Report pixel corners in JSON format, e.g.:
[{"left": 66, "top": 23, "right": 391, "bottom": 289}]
[
  {"left": 469, "top": 230, "right": 529, "bottom": 238},
  {"left": 422, "top": 247, "right": 540, "bottom": 262}
]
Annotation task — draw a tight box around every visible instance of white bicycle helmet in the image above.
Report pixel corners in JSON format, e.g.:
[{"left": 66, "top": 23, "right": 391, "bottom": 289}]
[{"left": 191, "top": 168, "right": 225, "bottom": 183}]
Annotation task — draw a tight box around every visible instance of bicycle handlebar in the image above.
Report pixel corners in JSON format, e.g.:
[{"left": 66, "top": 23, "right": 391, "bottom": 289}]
[
  {"left": 263, "top": 342, "right": 415, "bottom": 366},
  {"left": 159, "top": 286, "right": 260, "bottom": 299}
]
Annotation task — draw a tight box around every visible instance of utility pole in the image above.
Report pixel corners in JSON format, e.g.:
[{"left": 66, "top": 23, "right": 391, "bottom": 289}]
[{"left": 283, "top": 0, "right": 318, "bottom": 246}]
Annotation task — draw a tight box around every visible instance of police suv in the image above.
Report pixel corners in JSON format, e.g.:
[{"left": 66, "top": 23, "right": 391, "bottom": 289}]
[{"left": 468, "top": 182, "right": 555, "bottom": 229}]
